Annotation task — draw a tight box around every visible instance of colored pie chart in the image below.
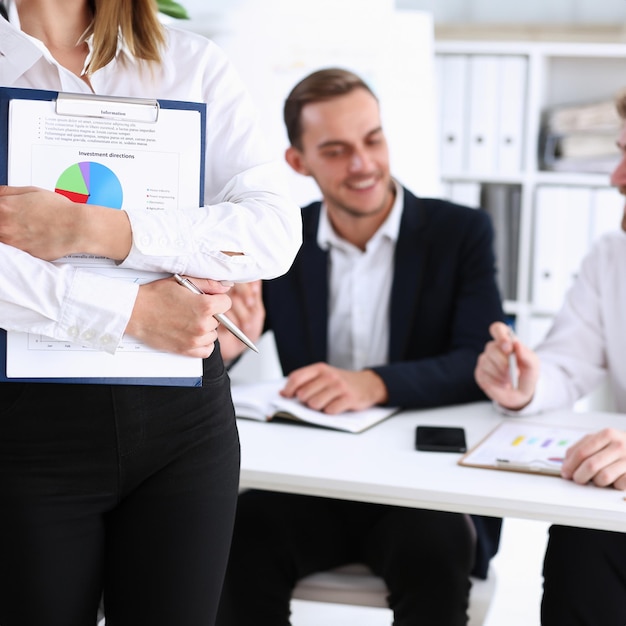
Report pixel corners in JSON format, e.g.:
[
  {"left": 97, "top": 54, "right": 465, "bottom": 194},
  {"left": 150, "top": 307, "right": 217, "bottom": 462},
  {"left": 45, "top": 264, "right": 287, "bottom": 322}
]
[{"left": 55, "top": 162, "right": 123, "bottom": 209}]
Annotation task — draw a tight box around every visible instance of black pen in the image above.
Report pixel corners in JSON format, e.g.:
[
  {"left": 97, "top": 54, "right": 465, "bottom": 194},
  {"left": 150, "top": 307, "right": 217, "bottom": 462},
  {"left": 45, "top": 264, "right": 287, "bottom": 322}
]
[{"left": 173, "top": 274, "right": 259, "bottom": 353}]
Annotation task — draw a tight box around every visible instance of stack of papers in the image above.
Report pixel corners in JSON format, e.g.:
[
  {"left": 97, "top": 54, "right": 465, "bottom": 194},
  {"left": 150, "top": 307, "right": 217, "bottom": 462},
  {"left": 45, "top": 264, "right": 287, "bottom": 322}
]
[{"left": 542, "top": 97, "right": 621, "bottom": 173}]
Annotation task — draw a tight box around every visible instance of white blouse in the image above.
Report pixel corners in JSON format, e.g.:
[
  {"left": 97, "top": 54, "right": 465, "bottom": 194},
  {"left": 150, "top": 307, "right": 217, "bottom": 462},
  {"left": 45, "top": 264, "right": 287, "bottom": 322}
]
[{"left": 0, "top": 9, "right": 302, "bottom": 353}]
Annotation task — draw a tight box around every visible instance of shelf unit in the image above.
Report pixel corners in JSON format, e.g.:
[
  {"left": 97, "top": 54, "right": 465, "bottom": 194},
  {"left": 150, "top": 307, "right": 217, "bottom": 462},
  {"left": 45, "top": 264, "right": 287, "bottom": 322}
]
[{"left": 434, "top": 40, "right": 626, "bottom": 349}]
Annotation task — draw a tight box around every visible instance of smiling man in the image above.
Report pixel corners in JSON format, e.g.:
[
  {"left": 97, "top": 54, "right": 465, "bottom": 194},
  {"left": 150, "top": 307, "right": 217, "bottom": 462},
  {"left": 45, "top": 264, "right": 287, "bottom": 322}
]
[{"left": 216, "top": 68, "right": 505, "bottom": 626}]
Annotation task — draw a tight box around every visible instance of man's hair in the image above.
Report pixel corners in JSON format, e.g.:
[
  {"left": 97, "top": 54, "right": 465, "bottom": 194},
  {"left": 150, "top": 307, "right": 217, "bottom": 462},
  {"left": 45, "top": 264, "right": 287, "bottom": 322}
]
[{"left": 283, "top": 68, "right": 377, "bottom": 150}]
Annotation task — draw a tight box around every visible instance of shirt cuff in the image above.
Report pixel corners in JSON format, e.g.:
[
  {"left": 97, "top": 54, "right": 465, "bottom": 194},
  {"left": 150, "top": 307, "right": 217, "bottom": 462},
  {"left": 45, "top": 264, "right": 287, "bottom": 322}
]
[
  {"left": 58, "top": 270, "right": 138, "bottom": 354},
  {"left": 121, "top": 209, "right": 194, "bottom": 273}
]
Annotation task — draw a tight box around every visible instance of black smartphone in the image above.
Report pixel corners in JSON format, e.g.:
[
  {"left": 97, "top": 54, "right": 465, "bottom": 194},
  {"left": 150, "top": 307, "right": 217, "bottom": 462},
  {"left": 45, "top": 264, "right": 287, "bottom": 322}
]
[{"left": 415, "top": 425, "right": 467, "bottom": 453}]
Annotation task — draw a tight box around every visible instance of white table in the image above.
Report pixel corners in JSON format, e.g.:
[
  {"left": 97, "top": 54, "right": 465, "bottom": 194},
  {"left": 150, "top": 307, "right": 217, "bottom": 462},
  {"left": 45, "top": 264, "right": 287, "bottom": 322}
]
[{"left": 237, "top": 401, "right": 626, "bottom": 532}]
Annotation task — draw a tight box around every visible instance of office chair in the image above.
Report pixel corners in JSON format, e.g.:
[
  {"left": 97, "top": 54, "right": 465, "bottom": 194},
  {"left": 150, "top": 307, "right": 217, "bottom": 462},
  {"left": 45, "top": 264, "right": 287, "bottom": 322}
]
[{"left": 291, "top": 563, "right": 496, "bottom": 626}]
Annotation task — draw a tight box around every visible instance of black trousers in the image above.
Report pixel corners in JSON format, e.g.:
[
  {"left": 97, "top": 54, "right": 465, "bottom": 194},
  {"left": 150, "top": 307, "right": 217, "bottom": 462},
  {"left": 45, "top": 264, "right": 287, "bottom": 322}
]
[
  {"left": 542, "top": 525, "right": 626, "bottom": 626},
  {"left": 216, "top": 490, "right": 475, "bottom": 626},
  {"left": 0, "top": 349, "right": 240, "bottom": 626}
]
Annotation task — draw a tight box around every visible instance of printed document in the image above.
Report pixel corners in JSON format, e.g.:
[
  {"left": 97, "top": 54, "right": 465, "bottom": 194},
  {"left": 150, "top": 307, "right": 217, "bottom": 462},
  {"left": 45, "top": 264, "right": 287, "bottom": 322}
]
[
  {"left": 459, "top": 420, "right": 592, "bottom": 475},
  {"left": 5, "top": 95, "right": 204, "bottom": 382}
]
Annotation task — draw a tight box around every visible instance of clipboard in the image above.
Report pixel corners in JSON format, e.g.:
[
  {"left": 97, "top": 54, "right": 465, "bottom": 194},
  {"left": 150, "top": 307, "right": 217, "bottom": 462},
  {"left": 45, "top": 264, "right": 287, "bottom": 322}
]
[
  {"left": 458, "top": 420, "right": 592, "bottom": 476},
  {"left": 0, "top": 86, "right": 207, "bottom": 386}
]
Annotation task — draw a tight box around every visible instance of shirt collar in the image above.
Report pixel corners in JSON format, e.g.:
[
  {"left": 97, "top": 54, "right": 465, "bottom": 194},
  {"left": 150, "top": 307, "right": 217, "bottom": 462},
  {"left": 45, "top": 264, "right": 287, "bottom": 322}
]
[
  {"left": 7, "top": 0, "right": 18, "bottom": 25},
  {"left": 317, "top": 178, "right": 404, "bottom": 252},
  {"left": 0, "top": 6, "right": 41, "bottom": 84}
]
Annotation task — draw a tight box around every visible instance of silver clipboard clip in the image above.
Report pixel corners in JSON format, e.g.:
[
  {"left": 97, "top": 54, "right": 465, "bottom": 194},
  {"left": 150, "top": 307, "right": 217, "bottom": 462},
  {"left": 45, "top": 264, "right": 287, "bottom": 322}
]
[{"left": 56, "top": 92, "right": 160, "bottom": 123}]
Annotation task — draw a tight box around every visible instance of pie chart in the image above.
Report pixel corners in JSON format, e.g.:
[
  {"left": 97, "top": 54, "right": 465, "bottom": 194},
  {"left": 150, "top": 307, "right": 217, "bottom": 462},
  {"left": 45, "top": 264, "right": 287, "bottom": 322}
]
[{"left": 55, "top": 162, "right": 123, "bottom": 209}]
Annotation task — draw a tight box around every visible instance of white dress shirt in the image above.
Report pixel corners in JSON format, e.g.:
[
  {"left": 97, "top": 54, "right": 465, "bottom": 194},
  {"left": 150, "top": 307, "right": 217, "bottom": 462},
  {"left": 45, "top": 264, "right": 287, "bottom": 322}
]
[
  {"left": 0, "top": 8, "right": 301, "bottom": 353},
  {"left": 318, "top": 180, "right": 403, "bottom": 370},
  {"left": 504, "top": 230, "right": 626, "bottom": 415}
]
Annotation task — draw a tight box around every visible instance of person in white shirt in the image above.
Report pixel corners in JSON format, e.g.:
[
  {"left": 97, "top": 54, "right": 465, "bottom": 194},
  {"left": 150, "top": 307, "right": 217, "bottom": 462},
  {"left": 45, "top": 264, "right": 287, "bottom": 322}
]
[
  {"left": 474, "top": 88, "right": 626, "bottom": 626},
  {"left": 0, "top": 1, "right": 301, "bottom": 625}
]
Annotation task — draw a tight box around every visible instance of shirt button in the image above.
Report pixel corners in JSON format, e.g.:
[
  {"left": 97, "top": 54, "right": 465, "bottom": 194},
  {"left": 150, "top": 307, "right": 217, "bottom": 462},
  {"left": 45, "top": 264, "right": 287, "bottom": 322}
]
[{"left": 67, "top": 326, "right": 79, "bottom": 337}]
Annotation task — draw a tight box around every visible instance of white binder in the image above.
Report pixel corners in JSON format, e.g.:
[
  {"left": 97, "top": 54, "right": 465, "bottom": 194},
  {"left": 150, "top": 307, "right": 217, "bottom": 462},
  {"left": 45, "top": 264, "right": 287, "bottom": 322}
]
[
  {"left": 466, "top": 55, "right": 499, "bottom": 174},
  {"left": 496, "top": 55, "right": 527, "bottom": 174},
  {"left": 436, "top": 54, "right": 468, "bottom": 174},
  {"left": 531, "top": 186, "right": 592, "bottom": 313}
]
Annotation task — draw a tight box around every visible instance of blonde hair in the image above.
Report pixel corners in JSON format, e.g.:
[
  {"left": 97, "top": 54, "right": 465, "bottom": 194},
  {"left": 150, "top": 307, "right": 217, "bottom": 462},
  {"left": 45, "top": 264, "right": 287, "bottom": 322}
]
[{"left": 85, "top": 0, "right": 165, "bottom": 74}]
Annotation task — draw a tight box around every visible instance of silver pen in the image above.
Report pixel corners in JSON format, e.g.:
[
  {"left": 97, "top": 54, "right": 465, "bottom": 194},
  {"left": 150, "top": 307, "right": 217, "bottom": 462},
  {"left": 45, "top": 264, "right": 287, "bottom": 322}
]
[
  {"left": 508, "top": 327, "right": 518, "bottom": 390},
  {"left": 173, "top": 274, "right": 259, "bottom": 353}
]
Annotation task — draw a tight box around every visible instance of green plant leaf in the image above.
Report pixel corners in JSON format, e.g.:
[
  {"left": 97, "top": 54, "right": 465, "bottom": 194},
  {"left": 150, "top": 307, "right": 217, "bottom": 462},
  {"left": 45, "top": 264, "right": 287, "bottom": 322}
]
[{"left": 156, "top": 0, "right": 189, "bottom": 19}]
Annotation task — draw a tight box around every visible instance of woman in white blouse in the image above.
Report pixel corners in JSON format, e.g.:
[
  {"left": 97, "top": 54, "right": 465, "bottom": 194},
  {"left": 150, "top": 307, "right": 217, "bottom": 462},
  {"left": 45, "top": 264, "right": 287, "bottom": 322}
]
[{"left": 0, "top": 1, "right": 301, "bottom": 625}]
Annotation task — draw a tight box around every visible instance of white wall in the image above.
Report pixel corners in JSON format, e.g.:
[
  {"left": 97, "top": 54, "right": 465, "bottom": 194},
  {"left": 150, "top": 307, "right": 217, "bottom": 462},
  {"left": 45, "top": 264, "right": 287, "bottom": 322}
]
[{"left": 180, "top": 0, "right": 440, "bottom": 204}]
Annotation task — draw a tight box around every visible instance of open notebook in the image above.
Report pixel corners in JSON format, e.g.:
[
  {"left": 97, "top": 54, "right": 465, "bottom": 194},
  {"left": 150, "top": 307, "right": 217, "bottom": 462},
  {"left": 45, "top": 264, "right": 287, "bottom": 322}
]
[{"left": 230, "top": 379, "right": 399, "bottom": 434}]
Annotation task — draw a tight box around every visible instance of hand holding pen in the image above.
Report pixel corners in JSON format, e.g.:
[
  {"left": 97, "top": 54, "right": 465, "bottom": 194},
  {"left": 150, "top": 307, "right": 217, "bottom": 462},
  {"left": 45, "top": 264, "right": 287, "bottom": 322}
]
[
  {"left": 124, "top": 275, "right": 233, "bottom": 358},
  {"left": 174, "top": 274, "right": 259, "bottom": 353},
  {"left": 474, "top": 321, "right": 540, "bottom": 411}
]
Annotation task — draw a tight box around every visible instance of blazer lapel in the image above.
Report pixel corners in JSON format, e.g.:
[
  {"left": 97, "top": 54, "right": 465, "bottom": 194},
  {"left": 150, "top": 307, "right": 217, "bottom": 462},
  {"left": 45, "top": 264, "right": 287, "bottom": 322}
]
[
  {"left": 299, "top": 204, "right": 329, "bottom": 363},
  {"left": 389, "top": 189, "right": 429, "bottom": 361}
]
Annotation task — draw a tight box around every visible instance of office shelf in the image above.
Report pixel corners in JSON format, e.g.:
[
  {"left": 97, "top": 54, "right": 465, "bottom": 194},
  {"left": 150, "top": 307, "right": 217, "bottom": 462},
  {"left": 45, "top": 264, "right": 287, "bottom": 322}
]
[{"left": 435, "top": 40, "right": 626, "bottom": 347}]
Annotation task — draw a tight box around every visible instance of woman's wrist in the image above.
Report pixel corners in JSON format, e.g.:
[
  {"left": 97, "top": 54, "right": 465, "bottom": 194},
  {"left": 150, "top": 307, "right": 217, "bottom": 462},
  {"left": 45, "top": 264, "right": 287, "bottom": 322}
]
[{"left": 78, "top": 204, "right": 133, "bottom": 260}]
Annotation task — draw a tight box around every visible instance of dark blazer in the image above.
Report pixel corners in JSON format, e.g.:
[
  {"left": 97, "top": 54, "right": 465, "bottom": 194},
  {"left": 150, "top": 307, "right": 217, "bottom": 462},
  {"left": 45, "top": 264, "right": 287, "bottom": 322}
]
[{"left": 262, "top": 186, "right": 505, "bottom": 578}]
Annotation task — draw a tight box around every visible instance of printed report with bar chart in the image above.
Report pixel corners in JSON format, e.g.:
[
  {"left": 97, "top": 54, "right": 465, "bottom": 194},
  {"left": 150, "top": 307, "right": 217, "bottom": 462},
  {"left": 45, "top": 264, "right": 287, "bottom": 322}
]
[{"left": 459, "top": 420, "right": 593, "bottom": 475}]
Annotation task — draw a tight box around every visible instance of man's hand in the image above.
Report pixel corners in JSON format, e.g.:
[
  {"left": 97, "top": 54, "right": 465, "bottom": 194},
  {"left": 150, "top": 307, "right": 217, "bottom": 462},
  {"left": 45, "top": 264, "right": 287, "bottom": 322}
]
[
  {"left": 562, "top": 428, "right": 626, "bottom": 490},
  {"left": 280, "top": 363, "right": 389, "bottom": 414},
  {"left": 474, "top": 321, "right": 540, "bottom": 411},
  {"left": 125, "top": 276, "right": 232, "bottom": 358},
  {"left": 217, "top": 280, "right": 265, "bottom": 361},
  {"left": 0, "top": 185, "right": 131, "bottom": 261}
]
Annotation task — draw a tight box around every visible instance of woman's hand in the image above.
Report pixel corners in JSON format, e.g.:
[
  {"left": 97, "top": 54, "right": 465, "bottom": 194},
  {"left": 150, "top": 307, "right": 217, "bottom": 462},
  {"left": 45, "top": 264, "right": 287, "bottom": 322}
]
[
  {"left": 0, "top": 185, "right": 131, "bottom": 260},
  {"left": 126, "top": 276, "right": 232, "bottom": 358}
]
